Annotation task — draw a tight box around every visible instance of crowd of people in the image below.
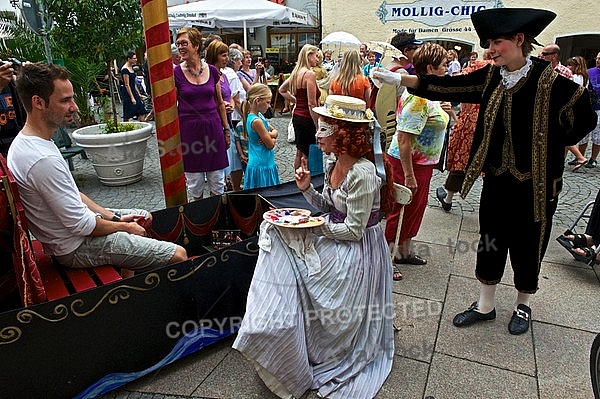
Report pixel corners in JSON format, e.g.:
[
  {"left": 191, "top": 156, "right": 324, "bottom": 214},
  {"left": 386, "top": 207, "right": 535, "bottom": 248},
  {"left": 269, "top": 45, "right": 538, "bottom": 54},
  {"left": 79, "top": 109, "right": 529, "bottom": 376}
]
[
  {"left": 169, "top": 28, "right": 288, "bottom": 197},
  {"left": 1, "top": 5, "right": 599, "bottom": 399},
  {"left": 235, "top": 6, "right": 597, "bottom": 398}
]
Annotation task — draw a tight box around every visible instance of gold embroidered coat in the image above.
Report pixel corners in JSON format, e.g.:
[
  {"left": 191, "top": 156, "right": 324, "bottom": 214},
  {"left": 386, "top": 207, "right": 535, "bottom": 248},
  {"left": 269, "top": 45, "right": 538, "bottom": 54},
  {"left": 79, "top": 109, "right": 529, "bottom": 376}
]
[{"left": 410, "top": 58, "right": 597, "bottom": 224}]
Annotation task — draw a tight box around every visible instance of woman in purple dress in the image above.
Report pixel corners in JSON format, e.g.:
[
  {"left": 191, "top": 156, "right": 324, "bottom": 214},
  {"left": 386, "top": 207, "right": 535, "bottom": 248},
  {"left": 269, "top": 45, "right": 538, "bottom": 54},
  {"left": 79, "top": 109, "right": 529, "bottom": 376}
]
[{"left": 174, "top": 27, "right": 230, "bottom": 200}]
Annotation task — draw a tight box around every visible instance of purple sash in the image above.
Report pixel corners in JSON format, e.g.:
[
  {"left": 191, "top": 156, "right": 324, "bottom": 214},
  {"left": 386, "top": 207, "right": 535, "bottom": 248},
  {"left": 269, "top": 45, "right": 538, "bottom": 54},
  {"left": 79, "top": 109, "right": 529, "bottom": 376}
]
[{"left": 328, "top": 208, "right": 381, "bottom": 227}]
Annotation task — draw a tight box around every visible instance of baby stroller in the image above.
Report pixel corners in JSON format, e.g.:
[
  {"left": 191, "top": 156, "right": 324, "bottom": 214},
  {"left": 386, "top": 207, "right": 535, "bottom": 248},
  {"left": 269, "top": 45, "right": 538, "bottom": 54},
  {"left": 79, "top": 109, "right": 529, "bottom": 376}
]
[{"left": 556, "top": 195, "right": 600, "bottom": 266}]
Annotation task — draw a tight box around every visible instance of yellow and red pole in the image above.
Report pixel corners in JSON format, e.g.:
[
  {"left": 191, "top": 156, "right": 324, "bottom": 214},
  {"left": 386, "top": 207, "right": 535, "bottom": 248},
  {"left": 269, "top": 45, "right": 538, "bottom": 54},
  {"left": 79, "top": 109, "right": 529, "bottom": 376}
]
[{"left": 140, "top": 0, "right": 187, "bottom": 207}]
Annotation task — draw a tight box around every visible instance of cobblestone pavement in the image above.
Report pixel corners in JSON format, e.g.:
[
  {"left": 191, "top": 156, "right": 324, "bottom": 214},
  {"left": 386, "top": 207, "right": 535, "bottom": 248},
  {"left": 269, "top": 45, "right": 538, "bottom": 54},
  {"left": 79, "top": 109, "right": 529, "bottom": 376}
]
[{"left": 73, "top": 113, "right": 600, "bottom": 230}]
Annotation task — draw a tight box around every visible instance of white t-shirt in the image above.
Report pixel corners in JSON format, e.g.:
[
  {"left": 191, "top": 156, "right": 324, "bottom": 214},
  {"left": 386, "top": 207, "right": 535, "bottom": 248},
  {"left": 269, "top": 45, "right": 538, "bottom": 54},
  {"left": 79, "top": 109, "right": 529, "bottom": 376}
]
[
  {"left": 222, "top": 66, "right": 245, "bottom": 122},
  {"left": 7, "top": 132, "right": 97, "bottom": 256},
  {"left": 447, "top": 59, "right": 461, "bottom": 76},
  {"left": 572, "top": 73, "right": 584, "bottom": 86}
]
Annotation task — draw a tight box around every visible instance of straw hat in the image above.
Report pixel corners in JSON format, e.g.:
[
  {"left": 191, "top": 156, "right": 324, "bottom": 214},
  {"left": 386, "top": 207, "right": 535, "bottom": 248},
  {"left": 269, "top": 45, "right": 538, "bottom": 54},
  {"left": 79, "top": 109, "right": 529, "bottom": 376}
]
[{"left": 313, "top": 95, "right": 374, "bottom": 123}]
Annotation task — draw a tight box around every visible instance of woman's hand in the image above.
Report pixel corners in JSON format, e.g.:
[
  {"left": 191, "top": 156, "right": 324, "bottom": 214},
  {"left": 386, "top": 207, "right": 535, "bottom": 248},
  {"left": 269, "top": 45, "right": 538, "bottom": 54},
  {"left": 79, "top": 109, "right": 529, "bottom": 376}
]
[
  {"left": 404, "top": 174, "right": 418, "bottom": 193},
  {"left": 441, "top": 101, "right": 456, "bottom": 122},
  {"left": 224, "top": 101, "right": 234, "bottom": 114},
  {"left": 295, "top": 156, "right": 311, "bottom": 191}
]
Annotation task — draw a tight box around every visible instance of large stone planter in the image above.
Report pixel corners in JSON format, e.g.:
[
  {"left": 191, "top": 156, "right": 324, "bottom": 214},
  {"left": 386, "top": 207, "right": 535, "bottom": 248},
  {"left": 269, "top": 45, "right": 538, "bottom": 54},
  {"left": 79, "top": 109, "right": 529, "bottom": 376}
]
[{"left": 72, "top": 122, "right": 153, "bottom": 186}]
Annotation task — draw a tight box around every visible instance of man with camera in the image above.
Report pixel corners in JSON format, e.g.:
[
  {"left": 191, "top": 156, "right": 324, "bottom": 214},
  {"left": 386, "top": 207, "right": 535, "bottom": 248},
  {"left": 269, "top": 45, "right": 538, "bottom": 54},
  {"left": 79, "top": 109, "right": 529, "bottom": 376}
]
[{"left": 0, "top": 59, "right": 25, "bottom": 156}]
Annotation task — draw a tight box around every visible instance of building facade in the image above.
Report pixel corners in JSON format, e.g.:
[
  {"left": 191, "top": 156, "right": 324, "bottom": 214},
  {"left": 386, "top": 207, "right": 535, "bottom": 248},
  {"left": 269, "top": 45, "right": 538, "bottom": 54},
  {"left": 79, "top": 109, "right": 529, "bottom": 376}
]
[{"left": 320, "top": 0, "right": 599, "bottom": 66}]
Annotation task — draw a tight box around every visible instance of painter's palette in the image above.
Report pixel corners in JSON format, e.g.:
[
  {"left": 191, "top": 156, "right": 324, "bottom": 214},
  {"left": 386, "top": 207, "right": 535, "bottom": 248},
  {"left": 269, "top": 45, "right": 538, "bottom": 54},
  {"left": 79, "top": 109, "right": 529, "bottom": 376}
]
[{"left": 263, "top": 208, "right": 324, "bottom": 228}]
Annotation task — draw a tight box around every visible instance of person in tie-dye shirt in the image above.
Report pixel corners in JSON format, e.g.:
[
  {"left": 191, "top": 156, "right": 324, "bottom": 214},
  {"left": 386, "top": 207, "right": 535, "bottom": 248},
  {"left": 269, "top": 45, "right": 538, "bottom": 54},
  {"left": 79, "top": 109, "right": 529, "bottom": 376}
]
[{"left": 384, "top": 43, "right": 452, "bottom": 279}]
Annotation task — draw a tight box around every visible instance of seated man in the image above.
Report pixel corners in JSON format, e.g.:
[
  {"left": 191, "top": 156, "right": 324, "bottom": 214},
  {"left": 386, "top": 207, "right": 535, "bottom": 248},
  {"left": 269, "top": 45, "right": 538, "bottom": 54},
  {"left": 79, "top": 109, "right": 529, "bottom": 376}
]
[
  {"left": 557, "top": 188, "right": 600, "bottom": 265},
  {"left": 7, "top": 62, "right": 187, "bottom": 271}
]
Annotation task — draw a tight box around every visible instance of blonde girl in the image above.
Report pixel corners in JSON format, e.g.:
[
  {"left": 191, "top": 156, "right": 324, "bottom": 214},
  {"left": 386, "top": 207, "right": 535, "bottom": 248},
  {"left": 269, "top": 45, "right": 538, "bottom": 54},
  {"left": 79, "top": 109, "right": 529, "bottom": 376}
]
[
  {"left": 241, "top": 84, "right": 280, "bottom": 189},
  {"left": 329, "top": 49, "right": 371, "bottom": 104},
  {"left": 278, "top": 44, "right": 320, "bottom": 169}
]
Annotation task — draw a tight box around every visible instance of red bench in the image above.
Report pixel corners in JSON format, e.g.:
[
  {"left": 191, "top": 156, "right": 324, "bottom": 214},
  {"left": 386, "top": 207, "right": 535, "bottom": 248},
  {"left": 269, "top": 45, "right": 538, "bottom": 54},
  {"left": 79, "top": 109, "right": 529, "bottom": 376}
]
[{"left": 0, "top": 155, "right": 122, "bottom": 307}]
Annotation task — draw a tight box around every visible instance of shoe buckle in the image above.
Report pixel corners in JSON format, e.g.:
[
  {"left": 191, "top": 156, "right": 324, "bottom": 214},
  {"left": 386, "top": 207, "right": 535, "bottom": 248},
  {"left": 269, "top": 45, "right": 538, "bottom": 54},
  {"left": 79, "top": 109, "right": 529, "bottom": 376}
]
[{"left": 516, "top": 308, "right": 529, "bottom": 320}]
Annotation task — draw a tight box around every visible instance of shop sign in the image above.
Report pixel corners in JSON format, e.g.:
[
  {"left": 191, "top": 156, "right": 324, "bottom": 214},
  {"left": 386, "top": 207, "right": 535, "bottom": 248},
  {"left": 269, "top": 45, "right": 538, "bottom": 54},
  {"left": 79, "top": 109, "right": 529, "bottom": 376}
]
[
  {"left": 376, "top": 0, "right": 503, "bottom": 27},
  {"left": 265, "top": 47, "right": 280, "bottom": 63}
]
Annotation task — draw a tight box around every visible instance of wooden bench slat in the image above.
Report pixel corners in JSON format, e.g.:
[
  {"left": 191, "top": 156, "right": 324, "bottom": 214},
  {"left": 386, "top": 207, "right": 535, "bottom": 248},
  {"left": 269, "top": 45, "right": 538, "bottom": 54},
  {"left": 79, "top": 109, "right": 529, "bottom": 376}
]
[
  {"left": 92, "top": 266, "right": 123, "bottom": 285},
  {"left": 62, "top": 268, "right": 97, "bottom": 293},
  {"left": 31, "top": 241, "right": 70, "bottom": 301}
]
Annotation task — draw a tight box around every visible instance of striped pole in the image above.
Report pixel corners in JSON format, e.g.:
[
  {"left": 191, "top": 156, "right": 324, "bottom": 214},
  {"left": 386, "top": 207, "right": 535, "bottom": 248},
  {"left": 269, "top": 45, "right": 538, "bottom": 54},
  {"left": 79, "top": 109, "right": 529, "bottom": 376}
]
[{"left": 140, "top": 0, "right": 187, "bottom": 207}]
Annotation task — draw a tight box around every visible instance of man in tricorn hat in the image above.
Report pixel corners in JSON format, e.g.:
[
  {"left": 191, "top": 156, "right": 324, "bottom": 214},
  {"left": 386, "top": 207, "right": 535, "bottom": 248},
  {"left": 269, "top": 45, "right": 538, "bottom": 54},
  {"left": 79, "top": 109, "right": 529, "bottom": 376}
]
[{"left": 374, "top": 8, "right": 597, "bottom": 335}]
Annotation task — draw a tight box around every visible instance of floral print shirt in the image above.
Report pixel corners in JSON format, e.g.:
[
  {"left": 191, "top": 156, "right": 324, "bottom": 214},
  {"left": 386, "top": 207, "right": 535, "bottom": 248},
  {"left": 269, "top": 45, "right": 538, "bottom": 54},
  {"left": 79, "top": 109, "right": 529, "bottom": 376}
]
[{"left": 387, "top": 90, "right": 449, "bottom": 165}]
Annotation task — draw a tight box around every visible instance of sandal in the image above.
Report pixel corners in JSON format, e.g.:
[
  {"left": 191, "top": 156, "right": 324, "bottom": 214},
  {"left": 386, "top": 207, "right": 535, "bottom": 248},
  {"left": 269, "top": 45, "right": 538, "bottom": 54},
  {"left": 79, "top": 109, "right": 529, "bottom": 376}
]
[
  {"left": 393, "top": 265, "right": 403, "bottom": 281},
  {"left": 563, "top": 232, "right": 593, "bottom": 248},
  {"left": 572, "top": 159, "right": 587, "bottom": 171},
  {"left": 572, "top": 246, "right": 598, "bottom": 266},
  {"left": 393, "top": 253, "right": 427, "bottom": 265},
  {"left": 556, "top": 235, "right": 597, "bottom": 265}
]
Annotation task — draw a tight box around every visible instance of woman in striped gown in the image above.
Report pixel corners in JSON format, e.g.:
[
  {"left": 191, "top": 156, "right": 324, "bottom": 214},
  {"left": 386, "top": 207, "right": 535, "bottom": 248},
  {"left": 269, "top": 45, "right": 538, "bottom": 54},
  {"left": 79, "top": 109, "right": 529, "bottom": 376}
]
[{"left": 233, "top": 95, "right": 395, "bottom": 399}]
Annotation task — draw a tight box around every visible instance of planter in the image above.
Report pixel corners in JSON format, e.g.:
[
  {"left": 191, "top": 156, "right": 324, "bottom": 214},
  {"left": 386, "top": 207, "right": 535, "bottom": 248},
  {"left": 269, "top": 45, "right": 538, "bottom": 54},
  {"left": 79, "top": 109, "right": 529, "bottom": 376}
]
[{"left": 72, "top": 122, "right": 153, "bottom": 186}]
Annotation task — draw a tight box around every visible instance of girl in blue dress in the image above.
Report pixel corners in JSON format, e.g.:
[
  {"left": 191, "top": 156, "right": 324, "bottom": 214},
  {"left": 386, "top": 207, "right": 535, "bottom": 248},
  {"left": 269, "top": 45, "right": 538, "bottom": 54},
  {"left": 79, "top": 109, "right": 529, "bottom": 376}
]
[{"left": 242, "top": 84, "right": 280, "bottom": 189}]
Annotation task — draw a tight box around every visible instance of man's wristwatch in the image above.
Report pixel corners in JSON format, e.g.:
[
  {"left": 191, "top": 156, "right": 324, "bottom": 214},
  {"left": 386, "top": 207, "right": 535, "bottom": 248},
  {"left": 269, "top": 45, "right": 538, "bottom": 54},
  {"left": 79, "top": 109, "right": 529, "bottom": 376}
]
[{"left": 95, "top": 213, "right": 121, "bottom": 222}]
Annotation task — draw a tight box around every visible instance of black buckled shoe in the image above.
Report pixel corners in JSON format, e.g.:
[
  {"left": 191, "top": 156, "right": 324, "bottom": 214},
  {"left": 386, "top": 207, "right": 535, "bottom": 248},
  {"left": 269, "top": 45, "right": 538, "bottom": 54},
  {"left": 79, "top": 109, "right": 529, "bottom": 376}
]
[
  {"left": 436, "top": 187, "right": 452, "bottom": 212},
  {"left": 508, "top": 304, "right": 531, "bottom": 335},
  {"left": 453, "top": 301, "right": 496, "bottom": 327}
]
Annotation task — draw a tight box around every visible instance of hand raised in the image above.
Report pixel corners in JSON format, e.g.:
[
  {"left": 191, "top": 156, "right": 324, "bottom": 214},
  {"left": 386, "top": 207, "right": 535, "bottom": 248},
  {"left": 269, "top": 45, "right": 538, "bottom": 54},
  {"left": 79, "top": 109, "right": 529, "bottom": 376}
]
[
  {"left": 372, "top": 68, "right": 403, "bottom": 87},
  {"left": 295, "top": 156, "right": 311, "bottom": 191}
]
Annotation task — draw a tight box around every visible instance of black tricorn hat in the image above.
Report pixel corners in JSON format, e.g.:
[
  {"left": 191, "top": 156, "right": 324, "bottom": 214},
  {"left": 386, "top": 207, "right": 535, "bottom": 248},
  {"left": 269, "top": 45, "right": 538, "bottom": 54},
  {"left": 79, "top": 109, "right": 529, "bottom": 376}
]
[{"left": 471, "top": 8, "right": 556, "bottom": 48}]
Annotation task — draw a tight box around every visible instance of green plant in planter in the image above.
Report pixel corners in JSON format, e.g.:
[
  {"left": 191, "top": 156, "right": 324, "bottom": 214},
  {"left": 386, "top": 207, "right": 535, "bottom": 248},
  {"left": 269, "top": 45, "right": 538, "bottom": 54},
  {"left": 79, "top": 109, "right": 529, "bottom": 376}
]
[
  {"left": 95, "top": 95, "right": 136, "bottom": 133},
  {"left": 104, "top": 119, "right": 136, "bottom": 134}
]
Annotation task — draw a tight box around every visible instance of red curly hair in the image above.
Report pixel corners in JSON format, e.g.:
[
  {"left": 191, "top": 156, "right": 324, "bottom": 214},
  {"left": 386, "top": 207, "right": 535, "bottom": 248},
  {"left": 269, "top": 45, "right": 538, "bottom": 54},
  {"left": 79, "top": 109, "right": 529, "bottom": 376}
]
[{"left": 321, "top": 116, "right": 395, "bottom": 216}]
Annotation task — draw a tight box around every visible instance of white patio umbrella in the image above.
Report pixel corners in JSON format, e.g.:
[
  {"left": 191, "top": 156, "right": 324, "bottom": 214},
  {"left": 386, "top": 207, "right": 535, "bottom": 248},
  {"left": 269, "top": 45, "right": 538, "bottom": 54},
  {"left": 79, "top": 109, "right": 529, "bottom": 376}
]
[
  {"left": 320, "top": 31, "right": 361, "bottom": 64},
  {"left": 168, "top": 0, "right": 313, "bottom": 49},
  {"left": 320, "top": 31, "right": 361, "bottom": 47}
]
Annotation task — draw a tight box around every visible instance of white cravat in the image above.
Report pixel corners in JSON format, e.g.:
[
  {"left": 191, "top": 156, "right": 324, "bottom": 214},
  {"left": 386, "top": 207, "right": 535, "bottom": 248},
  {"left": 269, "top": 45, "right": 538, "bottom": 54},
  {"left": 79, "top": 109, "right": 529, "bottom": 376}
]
[{"left": 500, "top": 56, "right": 532, "bottom": 89}]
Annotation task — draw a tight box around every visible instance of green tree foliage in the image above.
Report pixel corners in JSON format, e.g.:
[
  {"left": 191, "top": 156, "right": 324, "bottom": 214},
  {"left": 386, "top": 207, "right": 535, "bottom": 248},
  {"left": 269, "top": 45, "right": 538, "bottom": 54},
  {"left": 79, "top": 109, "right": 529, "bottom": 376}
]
[
  {"left": 0, "top": 10, "right": 62, "bottom": 62},
  {"left": 45, "top": 0, "right": 144, "bottom": 65},
  {"left": 45, "top": 0, "right": 145, "bottom": 126}
]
